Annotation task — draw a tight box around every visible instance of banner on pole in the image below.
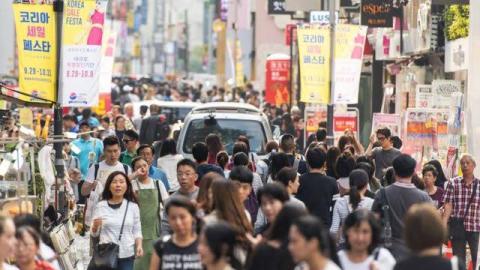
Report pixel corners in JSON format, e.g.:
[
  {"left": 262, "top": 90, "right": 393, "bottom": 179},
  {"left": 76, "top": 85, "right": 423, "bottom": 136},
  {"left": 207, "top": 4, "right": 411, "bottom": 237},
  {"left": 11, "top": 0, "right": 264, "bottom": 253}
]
[
  {"left": 333, "top": 24, "right": 368, "bottom": 104},
  {"left": 13, "top": 3, "right": 57, "bottom": 103},
  {"left": 297, "top": 27, "right": 330, "bottom": 104},
  {"left": 265, "top": 55, "right": 290, "bottom": 106},
  {"left": 60, "top": 0, "right": 108, "bottom": 107}
]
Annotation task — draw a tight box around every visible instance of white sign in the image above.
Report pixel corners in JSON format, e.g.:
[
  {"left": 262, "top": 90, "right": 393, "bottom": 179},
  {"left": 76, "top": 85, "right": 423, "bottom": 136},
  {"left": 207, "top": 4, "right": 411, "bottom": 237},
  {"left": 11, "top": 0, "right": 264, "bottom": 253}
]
[
  {"left": 445, "top": 37, "right": 468, "bottom": 72},
  {"left": 432, "top": 80, "right": 462, "bottom": 109},
  {"left": 415, "top": 84, "right": 433, "bottom": 108},
  {"left": 309, "top": 11, "right": 339, "bottom": 24}
]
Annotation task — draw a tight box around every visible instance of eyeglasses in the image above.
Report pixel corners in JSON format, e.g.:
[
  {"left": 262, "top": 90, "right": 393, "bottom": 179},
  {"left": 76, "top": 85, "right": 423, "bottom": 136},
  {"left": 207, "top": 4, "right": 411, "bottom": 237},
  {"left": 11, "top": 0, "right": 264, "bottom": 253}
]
[
  {"left": 377, "top": 136, "right": 386, "bottom": 141},
  {"left": 123, "top": 139, "right": 134, "bottom": 143}
]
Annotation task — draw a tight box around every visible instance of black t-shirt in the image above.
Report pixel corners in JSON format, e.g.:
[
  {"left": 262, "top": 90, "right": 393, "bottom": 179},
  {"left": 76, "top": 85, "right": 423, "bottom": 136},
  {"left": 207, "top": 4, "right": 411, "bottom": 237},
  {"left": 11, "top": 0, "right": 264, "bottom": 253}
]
[
  {"left": 196, "top": 164, "right": 225, "bottom": 182},
  {"left": 297, "top": 173, "right": 339, "bottom": 227},
  {"left": 153, "top": 237, "right": 202, "bottom": 270},
  {"left": 393, "top": 256, "right": 463, "bottom": 270},
  {"left": 248, "top": 242, "right": 295, "bottom": 270}
]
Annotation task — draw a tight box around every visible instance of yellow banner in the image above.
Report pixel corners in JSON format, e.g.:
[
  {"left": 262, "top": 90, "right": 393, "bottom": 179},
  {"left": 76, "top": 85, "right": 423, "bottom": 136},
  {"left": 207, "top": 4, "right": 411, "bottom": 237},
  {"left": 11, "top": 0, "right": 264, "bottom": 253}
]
[
  {"left": 13, "top": 3, "right": 57, "bottom": 103},
  {"left": 297, "top": 28, "right": 330, "bottom": 104},
  {"left": 63, "top": 0, "right": 98, "bottom": 45}
]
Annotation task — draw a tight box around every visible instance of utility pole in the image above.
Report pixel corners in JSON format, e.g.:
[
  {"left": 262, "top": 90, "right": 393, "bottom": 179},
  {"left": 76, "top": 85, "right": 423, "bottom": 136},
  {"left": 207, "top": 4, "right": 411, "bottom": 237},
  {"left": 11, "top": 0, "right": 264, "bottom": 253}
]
[
  {"left": 185, "top": 9, "right": 189, "bottom": 77},
  {"left": 53, "top": 0, "right": 65, "bottom": 216},
  {"left": 326, "top": 0, "right": 336, "bottom": 147}
]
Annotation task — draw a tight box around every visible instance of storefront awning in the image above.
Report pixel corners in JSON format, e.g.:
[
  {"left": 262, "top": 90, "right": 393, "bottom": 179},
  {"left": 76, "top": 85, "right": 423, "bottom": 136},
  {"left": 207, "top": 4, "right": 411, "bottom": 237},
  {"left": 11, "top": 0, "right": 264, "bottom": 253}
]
[{"left": 0, "top": 84, "right": 54, "bottom": 108}]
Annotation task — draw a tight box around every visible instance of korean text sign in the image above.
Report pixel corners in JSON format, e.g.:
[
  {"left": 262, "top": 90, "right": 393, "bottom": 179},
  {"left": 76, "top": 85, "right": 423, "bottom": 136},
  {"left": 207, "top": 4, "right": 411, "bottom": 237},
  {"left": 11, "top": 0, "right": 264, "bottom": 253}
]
[
  {"left": 60, "top": 0, "right": 108, "bottom": 107},
  {"left": 13, "top": 3, "right": 57, "bottom": 103},
  {"left": 297, "top": 27, "right": 331, "bottom": 104}
]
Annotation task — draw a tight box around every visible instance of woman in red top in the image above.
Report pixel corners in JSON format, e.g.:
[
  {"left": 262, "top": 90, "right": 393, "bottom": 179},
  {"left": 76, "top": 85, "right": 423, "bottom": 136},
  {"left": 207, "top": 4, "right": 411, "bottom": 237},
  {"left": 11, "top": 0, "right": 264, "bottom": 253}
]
[
  {"left": 206, "top": 134, "right": 224, "bottom": 165},
  {"left": 15, "top": 227, "right": 55, "bottom": 270}
]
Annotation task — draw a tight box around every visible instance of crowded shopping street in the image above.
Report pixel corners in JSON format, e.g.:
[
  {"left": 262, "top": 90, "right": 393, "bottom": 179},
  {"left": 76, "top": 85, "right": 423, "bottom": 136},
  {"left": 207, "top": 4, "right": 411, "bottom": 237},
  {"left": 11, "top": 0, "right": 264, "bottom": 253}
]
[{"left": 0, "top": 0, "right": 479, "bottom": 270}]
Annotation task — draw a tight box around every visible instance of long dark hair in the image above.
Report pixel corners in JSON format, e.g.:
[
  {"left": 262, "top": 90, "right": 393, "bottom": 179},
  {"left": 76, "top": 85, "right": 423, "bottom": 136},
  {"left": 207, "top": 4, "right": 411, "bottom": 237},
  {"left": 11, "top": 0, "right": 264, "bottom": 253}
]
[
  {"left": 210, "top": 180, "right": 252, "bottom": 249},
  {"left": 202, "top": 222, "right": 242, "bottom": 270},
  {"left": 101, "top": 171, "right": 137, "bottom": 203},
  {"left": 266, "top": 202, "right": 308, "bottom": 243},
  {"left": 292, "top": 215, "right": 339, "bottom": 265},
  {"left": 343, "top": 209, "right": 381, "bottom": 254},
  {"left": 348, "top": 169, "right": 369, "bottom": 210},
  {"left": 326, "top": 147, "right": 341, "bottom": 178},
  {"left": 269, "top": 152, "right": 290, "bottom": 180},
  {"left": 205, "top": 133, "right": 223, "bottom": 156}
]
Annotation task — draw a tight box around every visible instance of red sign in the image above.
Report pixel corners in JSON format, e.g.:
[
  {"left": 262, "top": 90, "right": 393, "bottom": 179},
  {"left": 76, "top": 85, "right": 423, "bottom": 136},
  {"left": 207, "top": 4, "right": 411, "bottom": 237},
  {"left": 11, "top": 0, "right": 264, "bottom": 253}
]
[
  {"left": 265, "top": 58, "right": 290, "bottom": 106},
  {"left": 285, "top": 24, "right": 297, "bottom": 46},
  {"left": 333, "top": 116, "right": 358, "bottom": 132}
]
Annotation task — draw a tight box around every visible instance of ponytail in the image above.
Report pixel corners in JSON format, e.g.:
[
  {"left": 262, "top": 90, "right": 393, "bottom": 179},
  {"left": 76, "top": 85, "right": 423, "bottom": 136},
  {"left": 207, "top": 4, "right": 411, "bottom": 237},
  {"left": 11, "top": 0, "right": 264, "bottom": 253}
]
[{"left": 349, "top": 185, "right": 361, "bottom": 210}]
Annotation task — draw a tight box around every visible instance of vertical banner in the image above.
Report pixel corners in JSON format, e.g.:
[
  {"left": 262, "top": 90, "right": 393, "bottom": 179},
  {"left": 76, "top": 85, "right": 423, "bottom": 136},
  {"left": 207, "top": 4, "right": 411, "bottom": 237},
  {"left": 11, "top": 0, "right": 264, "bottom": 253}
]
[
  {"left": 93, "top": 29, "right": 116, "bottom": 116},
  {"left": 297, "top": 27, "right": 330, "bottom": 104},
  {"left": 13, "top": 3, "right": 57, "bottom": 103},
  {"left": 265, "top": 54, "right": 290, "bottom": 106},
  {"left": 61, "top": 0, "right": 108, "bottom": 106},
  {"left": 333, "top": 25, "right": 367, "bottom": 104},
  {"left": 372, "top": 113, "right": 401, "bottom": 136}
]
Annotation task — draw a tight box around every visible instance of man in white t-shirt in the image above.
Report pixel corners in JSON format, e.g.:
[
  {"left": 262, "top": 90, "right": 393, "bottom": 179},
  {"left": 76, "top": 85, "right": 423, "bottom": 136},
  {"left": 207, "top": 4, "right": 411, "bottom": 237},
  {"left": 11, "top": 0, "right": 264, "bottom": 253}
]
[{"left": 81, "top": 136, "right": 132, "bottom": 196}]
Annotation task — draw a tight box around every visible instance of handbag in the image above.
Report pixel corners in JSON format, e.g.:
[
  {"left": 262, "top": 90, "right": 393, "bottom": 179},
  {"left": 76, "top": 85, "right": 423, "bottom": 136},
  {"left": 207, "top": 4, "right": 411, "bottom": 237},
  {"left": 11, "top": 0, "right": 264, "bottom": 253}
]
[
  {"left": 89, "top": 201, "right": 130, "bottom": 270},
  {"left": 449, "top": 180, "right": 478, "bottom": 241}
]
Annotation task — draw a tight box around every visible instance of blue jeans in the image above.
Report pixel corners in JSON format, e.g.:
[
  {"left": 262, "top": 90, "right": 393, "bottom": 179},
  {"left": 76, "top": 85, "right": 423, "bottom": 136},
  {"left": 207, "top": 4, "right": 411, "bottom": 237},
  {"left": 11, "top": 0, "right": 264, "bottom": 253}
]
[{"left": 117, "top": 256, "right": 135, "bottom": 270}]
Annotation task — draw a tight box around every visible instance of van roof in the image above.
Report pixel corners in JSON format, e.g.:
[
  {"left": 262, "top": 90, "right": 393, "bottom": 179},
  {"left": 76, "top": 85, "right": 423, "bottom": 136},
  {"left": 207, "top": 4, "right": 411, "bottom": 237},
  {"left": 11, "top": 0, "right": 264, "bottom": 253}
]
[{"left": 191, "top": 102, "right": 261, "bottom": 114}]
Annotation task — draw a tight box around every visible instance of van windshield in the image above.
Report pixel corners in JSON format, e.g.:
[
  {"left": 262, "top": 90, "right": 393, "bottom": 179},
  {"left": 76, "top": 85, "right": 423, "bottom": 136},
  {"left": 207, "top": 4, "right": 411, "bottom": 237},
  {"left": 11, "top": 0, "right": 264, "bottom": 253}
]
[{"left": 183, "top": 119, "right": 267, "bottom": 155}]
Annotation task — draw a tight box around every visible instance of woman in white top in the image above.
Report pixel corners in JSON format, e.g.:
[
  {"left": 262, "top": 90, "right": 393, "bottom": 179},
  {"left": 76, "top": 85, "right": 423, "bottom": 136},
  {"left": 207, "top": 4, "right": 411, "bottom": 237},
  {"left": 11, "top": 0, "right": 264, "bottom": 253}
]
[
  {"left": 330, "top": 169, "right": 374, "bottom": 246},
  {"left": 156, "top": 139, "right": 183, "bottom": 192},
  {"left": 0, "top": 216, "right": 18, "bottom": 270},
  {"left": 91, "top": 171, "right": 143, "bottom": 270},
  {"left": 289, "top": 215, "right": 341, "bottom": 270},
  {"left": 337, "top": 209, "right": 395, "bottom": 270}
]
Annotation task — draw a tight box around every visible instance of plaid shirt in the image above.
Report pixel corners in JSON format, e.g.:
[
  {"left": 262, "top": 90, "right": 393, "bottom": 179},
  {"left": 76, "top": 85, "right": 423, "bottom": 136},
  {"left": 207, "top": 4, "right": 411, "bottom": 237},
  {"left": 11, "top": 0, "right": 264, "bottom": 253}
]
[{"left": 444, "top": 177, "right": 480, "bottom": 232}]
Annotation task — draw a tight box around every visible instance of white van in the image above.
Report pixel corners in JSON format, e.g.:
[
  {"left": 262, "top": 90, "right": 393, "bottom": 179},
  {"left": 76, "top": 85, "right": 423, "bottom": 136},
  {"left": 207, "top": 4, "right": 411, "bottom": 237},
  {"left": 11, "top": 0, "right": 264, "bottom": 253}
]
[{"left": 176, "top": 103, "right": 273, "bottom": 159}]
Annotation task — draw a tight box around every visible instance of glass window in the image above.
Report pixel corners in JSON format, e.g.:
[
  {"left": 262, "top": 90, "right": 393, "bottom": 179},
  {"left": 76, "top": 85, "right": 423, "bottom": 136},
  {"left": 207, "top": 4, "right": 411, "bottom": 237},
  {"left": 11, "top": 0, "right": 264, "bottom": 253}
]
[{"left": 183, "top": 119, "right": 267, "bottom": 155}]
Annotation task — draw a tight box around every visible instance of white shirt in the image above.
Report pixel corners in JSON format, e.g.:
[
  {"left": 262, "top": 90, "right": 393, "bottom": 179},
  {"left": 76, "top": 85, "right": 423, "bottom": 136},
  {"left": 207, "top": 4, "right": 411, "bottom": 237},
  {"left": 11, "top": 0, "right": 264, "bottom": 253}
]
[
  {"left": 40, "top": 242, "right": 61, "bottom": 270},
  {"left": 330, "top": 196, "right": 374, "bottom": 239},
  {"left": 92, "top": 199, "right": 142, "bottom": 258},
  {"left": 337, "top": 248, "right": 396, "bottom": 270},
  {"left": 86, "top": 160, "right": 132, "bottom": 188},
  {"left": 2, "top": 263, "right": 18, "bottom": 270},
  {"left": 157, "top": 154, "right": 183, "bottom": 192}
]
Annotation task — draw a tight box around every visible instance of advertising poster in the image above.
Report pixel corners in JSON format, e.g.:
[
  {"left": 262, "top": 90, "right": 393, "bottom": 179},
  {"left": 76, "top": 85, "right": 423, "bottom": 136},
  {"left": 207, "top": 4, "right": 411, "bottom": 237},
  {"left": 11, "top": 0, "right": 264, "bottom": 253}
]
[
  {"left": 304, "top": 104, "right": 328, "bottom": 136},
  {"left": 61, "top": 0, "right": 109, "bottom": 107},
  {"left": 432, "top": 80, "right": 462, "bottom": 109},
  {"left": 372, "top": 113, "right": 401, "bottom": 136},
  {"left": 13, "top": 3, "right": 57, "bottom": 103},
  {"left": 403, "top": 108, "right": 450, "bottom": 169},
  {"left": 265, "top": 55, "right": 290, "bottom": 106},
  {"left": 361, "top": 0, "right": 393, "bottom": 27},
  {"left": 333, "top": 24, "right": 368, "bottom": 104},
  {"left": 415, "top": 84, "right": 433, "bottom": 108},
  {"left": 445, "top": 37, "right": 468, "bottom": 72},
  {"left": 297, "top": 27, "right": 331, "bottom": 104},
  {"left": 333, "top": 110, "right": 359, "bottom": 141}
]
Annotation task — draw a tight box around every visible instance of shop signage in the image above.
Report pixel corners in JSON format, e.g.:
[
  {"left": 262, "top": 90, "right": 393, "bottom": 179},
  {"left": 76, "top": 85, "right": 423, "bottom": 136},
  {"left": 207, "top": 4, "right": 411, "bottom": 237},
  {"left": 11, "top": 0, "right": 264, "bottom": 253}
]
[
  {"left": 297, "top": 27, "right": 331, "bottom": 104},
  {"left": 333, "top": 24, "right": 368, "bottom": 104},
  {"left": 268, "top": 0, "right": 291, "bottom": 15},
  {"left": 415, "top": 85, "right": 434, "bottom": 108},
  {"left": 432, "top": 80, "right": 462, "bottom": 109},
  {"left": 372, "top": 113, "right": 401, "bottom": 136},
  {"left": 265, "top": 55, "right": 290, "bottom": 106},
  {"left": 285, "top": 24, "right": 297, "bottom": 46},
  {"left": 13, "top": 3, "right": 57, "bottom": 103},
  {"left": 309, "top": 11, "right": 338, "bottom": 25},
  {"left": 333, "top": 109, "right": 359, "bottom": 142},
  {"left": 361, "top": 0, "right": 393, "bottom": 28},
  {"left": 445, "top": 37, "right": 468, "bottom": 72},
  {"left": 60, "top": 0, "right": 109, "bottom": 107}
]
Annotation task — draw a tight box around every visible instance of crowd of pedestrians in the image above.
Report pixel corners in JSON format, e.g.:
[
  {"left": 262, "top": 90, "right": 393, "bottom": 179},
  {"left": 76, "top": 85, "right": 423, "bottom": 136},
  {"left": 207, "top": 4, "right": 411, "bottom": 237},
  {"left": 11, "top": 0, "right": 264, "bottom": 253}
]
[{"left": 0, "top": 79, "right": 479, "bottom": 270}]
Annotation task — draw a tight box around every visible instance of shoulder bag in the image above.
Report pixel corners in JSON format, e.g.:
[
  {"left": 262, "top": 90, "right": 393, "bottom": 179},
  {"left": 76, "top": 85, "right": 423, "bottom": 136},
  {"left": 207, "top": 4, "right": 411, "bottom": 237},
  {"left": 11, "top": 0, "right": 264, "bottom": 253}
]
[
  {"left": 449, "top": 180, "right": 478, "bottom": 241},
  {"left": 89, "top": 201, "right": 130, "bottom": 270}
]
